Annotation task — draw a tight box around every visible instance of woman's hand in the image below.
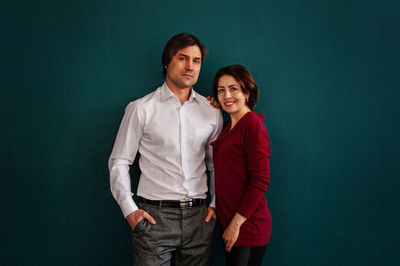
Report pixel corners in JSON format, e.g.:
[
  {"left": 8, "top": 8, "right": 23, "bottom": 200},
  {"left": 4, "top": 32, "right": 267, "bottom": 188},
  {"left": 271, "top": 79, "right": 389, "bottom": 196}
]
[
  {"left": 222, "top": 212, "right": 247, "bottom": 252},
  {"left": 206, "top": 96, "right": 220, "bottom": 109},
  {"left": 222, "top": 222, "right": 240, "bottom": 252}
]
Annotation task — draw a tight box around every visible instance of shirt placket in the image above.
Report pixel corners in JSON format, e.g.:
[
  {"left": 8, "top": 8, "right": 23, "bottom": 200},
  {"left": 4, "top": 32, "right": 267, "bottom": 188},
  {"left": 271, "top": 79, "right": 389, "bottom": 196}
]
[{"left": 179, "top": 103, "right": 189, "bottom": 195}]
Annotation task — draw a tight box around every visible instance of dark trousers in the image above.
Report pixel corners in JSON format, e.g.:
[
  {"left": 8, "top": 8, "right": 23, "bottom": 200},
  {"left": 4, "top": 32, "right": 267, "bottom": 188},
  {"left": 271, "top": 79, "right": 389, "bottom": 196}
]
[
  {"left": 133, "top": 202, "right": 216, "bottom": 266},
  {"left": 225, "top": 245, "right": 267, "bottom": 266}
]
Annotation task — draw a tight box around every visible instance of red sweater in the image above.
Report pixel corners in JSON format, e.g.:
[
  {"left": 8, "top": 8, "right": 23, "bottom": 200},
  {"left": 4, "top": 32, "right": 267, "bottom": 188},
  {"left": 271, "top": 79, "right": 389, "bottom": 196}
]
[{"left": 211, "top": 112, "right": 272, "bottom": 246}]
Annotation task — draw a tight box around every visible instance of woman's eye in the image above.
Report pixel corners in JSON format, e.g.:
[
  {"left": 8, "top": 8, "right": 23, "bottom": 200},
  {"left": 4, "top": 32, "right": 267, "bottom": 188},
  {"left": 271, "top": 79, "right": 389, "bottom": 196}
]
[
  {"left": 231, "top": 87, "right": 238, "bottom": 91},
  {"left": 218, "top": 89, "right": 224, "bottom": 93}
]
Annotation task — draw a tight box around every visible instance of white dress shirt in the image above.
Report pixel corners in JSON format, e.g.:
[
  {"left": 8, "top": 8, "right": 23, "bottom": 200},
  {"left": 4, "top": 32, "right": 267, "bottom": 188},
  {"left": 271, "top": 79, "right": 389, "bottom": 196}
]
[{"left": 109, "top": 82, "right": 223, "bottom": 217}]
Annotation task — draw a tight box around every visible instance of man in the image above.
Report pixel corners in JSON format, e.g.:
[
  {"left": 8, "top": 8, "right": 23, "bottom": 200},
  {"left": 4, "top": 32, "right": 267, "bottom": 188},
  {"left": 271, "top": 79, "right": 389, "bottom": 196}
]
[{"left": 109, "top": 33, "right": 223, "bottom": 265}]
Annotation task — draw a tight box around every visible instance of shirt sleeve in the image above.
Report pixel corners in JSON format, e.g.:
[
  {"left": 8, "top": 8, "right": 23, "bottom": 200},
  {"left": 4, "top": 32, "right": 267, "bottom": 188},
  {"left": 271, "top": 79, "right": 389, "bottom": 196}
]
[
  {"left": 108, "top": 102, "right": 143, "bottom": 217},
  {"left": 205, "top": 110, "right": 223, "bottom": 207},
  {"left": 236, "top": 119, "right": 271, "bottom": 219}
]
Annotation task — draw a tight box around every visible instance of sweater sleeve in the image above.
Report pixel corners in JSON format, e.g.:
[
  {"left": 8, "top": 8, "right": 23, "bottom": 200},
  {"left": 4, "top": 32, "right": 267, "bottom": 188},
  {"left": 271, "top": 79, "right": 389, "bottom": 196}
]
[{"left": 236, "top": 119, "right": 271, "bottom": 219}]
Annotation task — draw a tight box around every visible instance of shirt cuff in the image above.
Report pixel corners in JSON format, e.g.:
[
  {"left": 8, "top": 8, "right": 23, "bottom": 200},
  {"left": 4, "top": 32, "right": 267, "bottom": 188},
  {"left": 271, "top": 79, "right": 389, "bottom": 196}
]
[
  {"left": 119, "top": 197, "right": 139, "bottom": 218},
  {"left": 209, "top": 197, "right": 216, "bottom": 208}
]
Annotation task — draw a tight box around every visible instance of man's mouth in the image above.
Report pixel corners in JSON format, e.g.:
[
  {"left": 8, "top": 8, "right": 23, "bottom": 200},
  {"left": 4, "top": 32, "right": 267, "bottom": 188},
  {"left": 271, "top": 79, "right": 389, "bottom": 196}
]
[{"left": 183, "top": 73, "right": 194, "bottom": 78}]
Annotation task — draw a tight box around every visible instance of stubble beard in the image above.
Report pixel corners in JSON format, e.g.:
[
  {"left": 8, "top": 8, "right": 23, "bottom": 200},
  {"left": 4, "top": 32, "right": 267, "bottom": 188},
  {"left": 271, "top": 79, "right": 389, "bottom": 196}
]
[{"left": 170, "top": 74, "right": 198, "bottom": 89}]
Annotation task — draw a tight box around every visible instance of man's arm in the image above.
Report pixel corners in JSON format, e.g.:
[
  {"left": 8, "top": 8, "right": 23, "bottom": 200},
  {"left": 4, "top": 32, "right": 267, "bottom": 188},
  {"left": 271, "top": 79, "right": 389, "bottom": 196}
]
[
  {"left": 109, "top": 158, "right": 138, "bottom": 216},
  {"left": 108, "top": 102, "right": 155, "bottom": 230},
  {"left": 204, "top": 110, "right": 223, "bottom": 222}
]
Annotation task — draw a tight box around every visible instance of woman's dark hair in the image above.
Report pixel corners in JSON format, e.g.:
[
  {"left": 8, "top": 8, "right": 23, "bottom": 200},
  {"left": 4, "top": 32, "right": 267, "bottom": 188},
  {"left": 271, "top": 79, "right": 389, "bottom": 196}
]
[
  {"left": 162, "top": 33, "right": 207, "bottom": 76},
  {"left": 212, "top": 65, "right": 259, "bottom": 110}
]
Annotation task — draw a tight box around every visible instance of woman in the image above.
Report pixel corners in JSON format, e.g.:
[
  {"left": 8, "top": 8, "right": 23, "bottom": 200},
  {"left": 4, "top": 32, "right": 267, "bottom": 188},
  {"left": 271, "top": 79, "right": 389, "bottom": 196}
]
[{"left": 211, "top": 65, "right": 272, "bottom": 266}]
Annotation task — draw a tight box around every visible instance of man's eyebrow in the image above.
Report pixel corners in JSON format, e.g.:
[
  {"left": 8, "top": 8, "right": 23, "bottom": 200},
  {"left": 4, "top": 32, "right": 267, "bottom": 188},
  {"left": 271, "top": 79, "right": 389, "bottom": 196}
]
[
  {"left": 177, "top": 53, "right": 202, "bottom": 60},
  {"left": 177, "top": 53, "right": 189, "bottom": 57}
]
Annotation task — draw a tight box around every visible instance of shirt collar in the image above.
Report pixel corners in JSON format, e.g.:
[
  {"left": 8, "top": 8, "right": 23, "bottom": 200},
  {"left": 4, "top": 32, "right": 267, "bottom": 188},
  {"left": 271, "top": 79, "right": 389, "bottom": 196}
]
[{"left": 160, "top": 82, "right": 199, "bottom": 103}]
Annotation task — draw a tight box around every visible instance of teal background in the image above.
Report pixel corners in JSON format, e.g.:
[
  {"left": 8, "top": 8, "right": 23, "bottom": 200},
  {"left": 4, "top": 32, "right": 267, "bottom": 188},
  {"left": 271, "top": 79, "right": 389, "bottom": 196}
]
[{"left": 1, "top": 0, "right": 399, "bottom": 265}]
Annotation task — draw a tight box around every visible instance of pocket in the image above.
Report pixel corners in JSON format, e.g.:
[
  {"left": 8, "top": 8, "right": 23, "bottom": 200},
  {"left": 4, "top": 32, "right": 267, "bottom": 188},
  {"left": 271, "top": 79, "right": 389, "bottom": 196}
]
[
  {"left": 209, "top": 217, "right": 216, "bottom": 229},
  {"left": 133, "top": 219, "right": 149, "bottom": 234},
  {"left": 202, "top": 217, "right": 216, "bottom": 242},
  {"left": 194, "top": 126, "right": 213, "bottom": 147},
  {"left": 202, "top": 206, "right": 216, "bottom": 235}
]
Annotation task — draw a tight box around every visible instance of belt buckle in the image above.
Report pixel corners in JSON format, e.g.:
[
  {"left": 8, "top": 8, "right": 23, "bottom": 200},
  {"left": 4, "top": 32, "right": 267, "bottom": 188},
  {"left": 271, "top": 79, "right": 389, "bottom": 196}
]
[{"left": 180, "top": 198, "right": 193, "bottom": 208}]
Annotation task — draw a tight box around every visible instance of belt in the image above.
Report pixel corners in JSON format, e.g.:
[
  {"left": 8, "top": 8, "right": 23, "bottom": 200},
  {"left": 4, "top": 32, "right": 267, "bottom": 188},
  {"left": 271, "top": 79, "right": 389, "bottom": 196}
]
[{"left": 138, "top": 196, "right": 206, "bottom": 208}]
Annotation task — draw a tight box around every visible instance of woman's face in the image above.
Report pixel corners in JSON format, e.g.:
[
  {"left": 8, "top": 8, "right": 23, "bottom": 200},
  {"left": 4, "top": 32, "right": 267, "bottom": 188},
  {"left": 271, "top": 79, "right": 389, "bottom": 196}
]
[{"left": 217, "top": 75, "right": 250, "bottom": 116}]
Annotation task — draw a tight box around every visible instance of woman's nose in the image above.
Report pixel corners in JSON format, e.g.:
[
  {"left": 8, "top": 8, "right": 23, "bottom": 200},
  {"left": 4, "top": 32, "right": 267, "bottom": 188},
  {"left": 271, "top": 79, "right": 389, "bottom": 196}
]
[{"left": 224, "top": 91, "right": 231, "bottom": 98}]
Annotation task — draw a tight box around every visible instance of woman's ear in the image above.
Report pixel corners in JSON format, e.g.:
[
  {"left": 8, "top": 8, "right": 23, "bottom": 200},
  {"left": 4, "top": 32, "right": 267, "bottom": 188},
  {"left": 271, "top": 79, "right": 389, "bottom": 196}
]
[{"left": 245, "top": 92, "right": 250, "bottom": 103}]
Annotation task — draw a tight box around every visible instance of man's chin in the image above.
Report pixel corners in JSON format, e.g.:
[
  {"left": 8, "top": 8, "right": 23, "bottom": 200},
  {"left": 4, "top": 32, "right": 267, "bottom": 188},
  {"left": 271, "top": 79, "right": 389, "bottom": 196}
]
[{"left": 179, "top": 81, "right": 196, "bottom": 89}]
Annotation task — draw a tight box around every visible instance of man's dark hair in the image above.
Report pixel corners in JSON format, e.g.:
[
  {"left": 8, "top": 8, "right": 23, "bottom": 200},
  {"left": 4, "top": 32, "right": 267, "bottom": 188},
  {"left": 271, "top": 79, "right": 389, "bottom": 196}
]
[
  {"left": 212, "top": 65, "right": 259, "bottom": 110},
  {"left": 162, "top": 33, "right": 207, "bottom": 76}
]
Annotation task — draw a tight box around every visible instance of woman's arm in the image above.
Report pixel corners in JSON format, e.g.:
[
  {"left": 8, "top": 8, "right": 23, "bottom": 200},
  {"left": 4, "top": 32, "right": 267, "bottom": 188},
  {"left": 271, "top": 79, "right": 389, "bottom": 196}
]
[{"left": 236, "top": 118, "right": 271, "bottom": 219}]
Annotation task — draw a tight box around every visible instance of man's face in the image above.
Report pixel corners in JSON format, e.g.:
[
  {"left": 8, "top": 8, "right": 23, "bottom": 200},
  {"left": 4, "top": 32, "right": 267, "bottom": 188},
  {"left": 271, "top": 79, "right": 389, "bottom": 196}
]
[{"left": 165, "top": 45, "right": 202, "bottom": 89}]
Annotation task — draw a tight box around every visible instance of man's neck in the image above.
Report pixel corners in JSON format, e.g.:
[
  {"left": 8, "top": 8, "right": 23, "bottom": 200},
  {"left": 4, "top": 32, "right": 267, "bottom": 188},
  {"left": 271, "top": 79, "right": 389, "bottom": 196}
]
[{"left": 166, "top": 80, "right": 192, "bottom": 104}]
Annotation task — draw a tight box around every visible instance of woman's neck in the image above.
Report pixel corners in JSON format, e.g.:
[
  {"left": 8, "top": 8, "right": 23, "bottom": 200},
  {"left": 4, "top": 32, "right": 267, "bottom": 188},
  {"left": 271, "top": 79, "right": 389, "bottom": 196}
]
[{"left": 230, "top": 108, "right": 251, "bottom": 130}]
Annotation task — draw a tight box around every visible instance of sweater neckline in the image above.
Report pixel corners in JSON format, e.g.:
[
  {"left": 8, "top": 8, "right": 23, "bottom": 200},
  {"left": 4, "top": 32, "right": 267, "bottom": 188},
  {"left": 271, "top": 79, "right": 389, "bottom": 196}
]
[{"left": 211, "top": 112, "right": 253, "bottom": 148}]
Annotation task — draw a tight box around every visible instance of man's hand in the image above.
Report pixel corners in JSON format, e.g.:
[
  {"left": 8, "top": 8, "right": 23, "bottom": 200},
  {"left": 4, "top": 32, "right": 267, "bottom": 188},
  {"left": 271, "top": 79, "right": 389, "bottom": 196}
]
[
  {"left": 206, "top": 96, "right": 220, "bottom": 109},
  {"left": 126, "top": 209, "right": 156, "bottom": 231},
  {"left": 205, "top": 207, "right": 217, "bottom": 222}
]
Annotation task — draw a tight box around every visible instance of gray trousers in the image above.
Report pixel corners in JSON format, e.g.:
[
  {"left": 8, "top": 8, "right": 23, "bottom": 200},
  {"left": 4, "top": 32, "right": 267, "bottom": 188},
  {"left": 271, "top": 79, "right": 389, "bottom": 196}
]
[{"left": 133, "top": 202, "right": 216, "bottom": 266}]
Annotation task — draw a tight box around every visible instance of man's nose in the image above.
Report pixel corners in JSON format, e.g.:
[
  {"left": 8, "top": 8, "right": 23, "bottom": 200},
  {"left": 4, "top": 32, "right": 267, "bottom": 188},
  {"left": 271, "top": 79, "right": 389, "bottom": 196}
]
[{"left": 185, "top": 60, "right": 194, "bottom": 70}]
